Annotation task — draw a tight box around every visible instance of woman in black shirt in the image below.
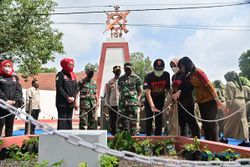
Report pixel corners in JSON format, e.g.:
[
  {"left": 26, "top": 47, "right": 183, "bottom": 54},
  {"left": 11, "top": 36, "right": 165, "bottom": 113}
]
[
  {"left": 56, "top": 58, "right": 79, "bottom": 130},
  {"left": 0, "top": 60, "right": 23, "bottom": 137},
  {"left": 170, "top": 58, "right": 200, "bottom": 138}
]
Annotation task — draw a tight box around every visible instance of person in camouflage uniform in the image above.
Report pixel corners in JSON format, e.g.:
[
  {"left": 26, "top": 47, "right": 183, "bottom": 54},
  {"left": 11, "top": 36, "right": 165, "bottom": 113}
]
[
  {"left": 78, "top": 65, "right": 98, "bottom": 130},
  {"left": 116, "top": 62, "right": 142, "bottom": 135}
]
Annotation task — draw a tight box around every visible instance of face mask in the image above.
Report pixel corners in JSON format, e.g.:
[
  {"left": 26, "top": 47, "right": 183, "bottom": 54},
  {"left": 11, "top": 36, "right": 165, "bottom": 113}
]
[
  {"left": 87, "top": 71, "right": 94, "bottom": 79},
  {"left": 34, "top": 83, "right": 39, "bottom": 89},
  {"left": 3, "top": 67, "right": 12, "bottom": 74},
  {"left": 125, "top": 68, "right": 132, "bottom": 76},
  {"left": 114, "top": 70, "right": 121, "bottom": 77},
  {"left": 154, "top": 70, "right": 164, "bottom": 77},
  {"left": 171, "top": 67, "right": 179, "bottom": 74}
]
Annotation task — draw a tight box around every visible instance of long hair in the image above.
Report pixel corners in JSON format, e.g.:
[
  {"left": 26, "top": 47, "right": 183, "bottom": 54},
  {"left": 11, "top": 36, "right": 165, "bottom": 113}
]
[{"left": 178, "top": 57, "right": 196, "bottom": 75}]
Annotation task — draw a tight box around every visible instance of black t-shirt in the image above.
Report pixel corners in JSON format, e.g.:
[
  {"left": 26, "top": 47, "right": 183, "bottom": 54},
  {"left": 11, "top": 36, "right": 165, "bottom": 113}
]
[
  {"left": 143, "top": 71, "right": 170, "bottom": 107},
  {"left": 172, "top": 72, "right": 194, "bottom": 107}
]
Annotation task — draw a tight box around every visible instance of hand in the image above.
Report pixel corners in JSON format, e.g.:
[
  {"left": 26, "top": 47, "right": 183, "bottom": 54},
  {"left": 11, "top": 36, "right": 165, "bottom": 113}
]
[
  {"left": 67, "top": 97, "right": 75, "bottom": 103},
  {"left": 215, "top": 98, "right": 225, "bottom": 110},
  {"left": 172, "top": 90, "right": 181, "bottom": 101},
  {"left": 74, "top": 103, "right": 79, "bottom": 111},
  {"left": 223, "top": 107, "right": 229, "bottom": 114},
  {"left": 96, "top": 101, "right": 99, "bottom": 107},
  {"left": 151, "top": 106, "right": 160, "bottom": 112},
  {"left": 7, "top": 100, "right": 15, "bottom": 105}
]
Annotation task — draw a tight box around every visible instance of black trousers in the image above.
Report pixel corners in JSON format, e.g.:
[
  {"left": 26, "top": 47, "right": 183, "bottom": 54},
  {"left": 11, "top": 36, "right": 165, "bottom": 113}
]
[
  {"left": 25, "top": 109, "right": 40, "bottom": 134},
  {"left": 199, "top": 100, "right": 219, "bottom": 141},
  {"left": 0, "top": 109, "right": 15, "bottom": 137},
  {"left": 57, "top": 107, "right": 73, "bottom": 130},
  {"left": 145, "top": 104, "right": 163, "bottom": 136},
  {"left": 109, "top": 106, "right": 118, "bottom": 135},
  {"left": 178, "top": 104, "right": 200, "bottom": 138}
]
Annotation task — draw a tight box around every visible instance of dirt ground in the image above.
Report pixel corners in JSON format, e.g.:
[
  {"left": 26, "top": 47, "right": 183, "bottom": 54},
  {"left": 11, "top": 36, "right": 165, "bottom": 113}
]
[{"left": 0, "top": 158, "right": 37, "bottom": 167}]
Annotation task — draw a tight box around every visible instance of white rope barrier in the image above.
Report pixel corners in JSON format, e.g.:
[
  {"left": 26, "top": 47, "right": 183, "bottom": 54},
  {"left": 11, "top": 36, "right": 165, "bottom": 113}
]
[
  {"left": 178, "top": 101, "right": 250, "bottom": 123},
  {"left": 104, "top": 101, "right": 173, "bottom": 121}
]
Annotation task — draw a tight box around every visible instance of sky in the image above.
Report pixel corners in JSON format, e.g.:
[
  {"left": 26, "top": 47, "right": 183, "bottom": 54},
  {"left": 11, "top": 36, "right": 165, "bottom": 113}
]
[{"left": 49, "top": 0, "right": 250, "bottom": 83}]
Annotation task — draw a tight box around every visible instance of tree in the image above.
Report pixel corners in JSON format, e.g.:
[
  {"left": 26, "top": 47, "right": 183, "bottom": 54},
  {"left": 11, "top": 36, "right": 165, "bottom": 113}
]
[
  {"left": 130, "top": 52, "right": 153, "bottom": 80},
  {"left": 239, "top": 49, "right": 250, "bottom": 79},
  {"left": 16, "top": 66, "right": 57, "bottom": 73},
  {"left": 0, "top": 0, "right": 64, "bottom": 78}
]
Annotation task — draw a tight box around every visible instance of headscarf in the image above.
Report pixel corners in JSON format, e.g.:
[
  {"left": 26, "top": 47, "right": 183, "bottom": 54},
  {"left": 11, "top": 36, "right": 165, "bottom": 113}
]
[
  {"left": 170, "top": 58, "right": 179, "bottom": 67},
  {"left": 60, "top": 58, "right": 76, "bottom": 80},
  {"left": 0, "top": 60, "right": 14, "bottom": 77},
  {"left": 213, "top": 80, "right": 224, "bottom": 89},
  {"left": 178, "top": 57, "right": 196, "bottom": 75},
  {"left": 224, "top": 71, "right": 242, "bottom": 90},
  {"left": 170, "top": 58, "right": 179, "bottom": 74}
]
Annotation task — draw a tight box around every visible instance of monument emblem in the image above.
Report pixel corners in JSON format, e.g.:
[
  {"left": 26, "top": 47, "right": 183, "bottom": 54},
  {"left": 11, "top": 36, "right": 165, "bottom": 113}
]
[{"left": 104, "top": 5, "right": 129, "bottom": 38}]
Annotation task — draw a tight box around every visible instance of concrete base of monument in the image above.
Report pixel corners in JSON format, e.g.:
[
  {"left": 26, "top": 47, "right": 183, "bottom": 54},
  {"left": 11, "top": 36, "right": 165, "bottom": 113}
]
[{"left": 38, "top": 130, "right": 107, "bottom": 167}]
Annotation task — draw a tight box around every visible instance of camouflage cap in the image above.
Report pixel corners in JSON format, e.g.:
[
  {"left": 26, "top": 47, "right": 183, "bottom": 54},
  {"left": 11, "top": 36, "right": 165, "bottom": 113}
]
[{"left": 84, "top": 63, "right": 98, "bottom": 72}]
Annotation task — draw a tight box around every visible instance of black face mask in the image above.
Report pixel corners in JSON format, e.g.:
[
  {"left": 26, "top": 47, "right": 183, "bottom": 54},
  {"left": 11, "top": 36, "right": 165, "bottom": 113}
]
[
  {"left": 114, "top": 70, "right": 121, "bottom": 78},
  {"left": 87, "top": 71, "right": 94, "bottom": 79},
  {"left": 33, "top": 83, "right": 39, "bottom": 89},
  {"left": 124, "top": 68, "right": 132, "bottom": 76}
]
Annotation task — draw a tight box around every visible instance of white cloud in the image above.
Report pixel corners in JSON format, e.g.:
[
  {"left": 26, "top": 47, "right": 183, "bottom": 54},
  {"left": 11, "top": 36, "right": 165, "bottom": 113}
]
[{"left": 47, "top": 0, "right": 250, "bottom": 82}]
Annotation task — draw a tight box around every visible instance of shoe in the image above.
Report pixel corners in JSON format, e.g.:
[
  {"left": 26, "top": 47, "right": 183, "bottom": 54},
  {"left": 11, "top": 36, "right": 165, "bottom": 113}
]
[
  {"left": 219, "top": 138, "right": 228, "bottom": 144},
  {"left": 238, "top": 141, "right": 250, "bottom": 147}
]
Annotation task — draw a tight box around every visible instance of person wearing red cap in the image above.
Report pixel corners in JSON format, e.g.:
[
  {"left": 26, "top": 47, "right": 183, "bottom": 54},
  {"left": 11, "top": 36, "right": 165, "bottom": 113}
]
[
  {"left": 56, "top": 58, "right": 79, "bottom": 130},
  {"left": 0, "top": 60, "right": 23, "bottom": 137},
  {"left": 143, "top": 59, "right": 171, "bottom": 136}
]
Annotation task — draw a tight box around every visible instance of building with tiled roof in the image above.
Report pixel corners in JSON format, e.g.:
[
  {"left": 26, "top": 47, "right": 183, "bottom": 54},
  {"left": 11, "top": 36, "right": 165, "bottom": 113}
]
[{"left": 18, "top": 72, "right": 98, "bottom": 91}]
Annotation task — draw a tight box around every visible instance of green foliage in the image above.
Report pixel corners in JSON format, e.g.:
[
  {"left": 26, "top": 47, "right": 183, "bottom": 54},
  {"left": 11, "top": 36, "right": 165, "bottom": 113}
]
[
  {"left": 153, "top": 142, "right": 164, "bottom": 156},
  {"left": 21, "top": 137, "right": 39, "bottom": 154},
  {"left": 15, "top": 67, "right": 57, "bottom": 74},
  {"left": 132, "top": 141, "right": 143, "bottom": 155},
  {"left": 110, "top": 131, "right": 134, "bottom": 151},
  {"left": 183, "top": 137, "right": 200, "bottom": 153},
  {"left": 201, "top": 146, "right": 214, "bottom": 161},
  {"left": 163, "top": 139, "right": 176, "bottom": 155},
  {"left": 33, "top": 160, "right": 64, "bottom": 167},
  {"left": 239, "top": 76, "right": 250, "bottom": 87},
  {"left": 0, "top": 139, "right": 3, "bottom": 145},
  {"left": 216, "top": 149, "right": 241, "bottom": 161},
  {"left": 78, "top": 161, "right": 88, "bottom": 167},
  {"left": 140, "top": 139, "right": 153, "bottom": 156},
  {"left": 8, "top": 144, "right": 36, "bottom": 161},
  {"left": 239, "top": 49, "right": 250, "bottom": 79},
  {"left": 0, "top": 0, "right": 64, "bottom": 78},
  {"left": 100, "top": 155, "right": 119, "bottom": 167},
  {"left": 130, "top": 52, "right": 153, "bottom": 80}
]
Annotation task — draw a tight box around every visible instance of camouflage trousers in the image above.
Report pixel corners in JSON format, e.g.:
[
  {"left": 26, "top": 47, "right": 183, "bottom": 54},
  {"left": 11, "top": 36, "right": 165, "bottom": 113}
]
[
  {"left": 116, "top": 105, "right": 139, "bottom": 135},
  {"left": 79, "top": 99, "right": 97, "bottom": 130}
]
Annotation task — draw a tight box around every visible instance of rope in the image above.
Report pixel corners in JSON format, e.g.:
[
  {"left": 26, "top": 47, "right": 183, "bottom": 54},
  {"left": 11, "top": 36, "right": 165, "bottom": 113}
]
[
  {"left": 41, "top": 105, "right": 96, "bottom": 121},
  {"left": 0, "top": 103, "right": 25, "bottom": 120},
  {"left": 104, "top": 101, "right": 173, "bottom": 121},
  {"left": 178, "top": 101, "right": 250, "bottom": 123}
]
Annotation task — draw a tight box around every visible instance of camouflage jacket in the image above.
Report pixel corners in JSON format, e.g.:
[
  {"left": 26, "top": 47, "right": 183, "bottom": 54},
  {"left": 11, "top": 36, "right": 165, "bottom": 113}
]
[
  {"left": 78, "top": 78, "right": 97, "bottom": 101},
  {"left": 118, "top": 73, "right": 142, "bottom": 106}
]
